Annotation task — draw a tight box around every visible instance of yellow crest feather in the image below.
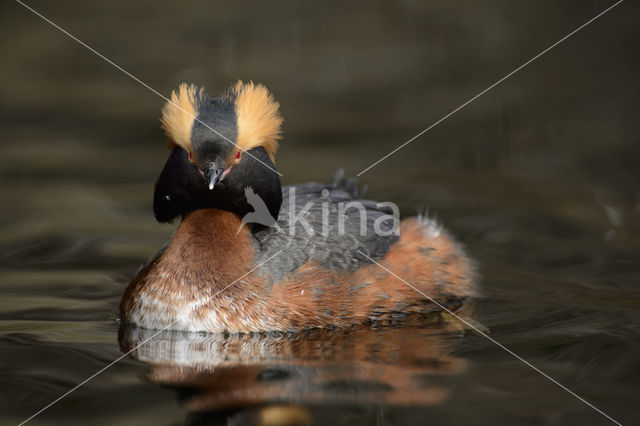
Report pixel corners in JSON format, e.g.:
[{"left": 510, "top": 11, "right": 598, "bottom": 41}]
[
  {"left": 160, "top": 83, "right": 203, "bottom": 151},
  {"left": 233, "top": 81, "right": 282, "bottom": 162}
]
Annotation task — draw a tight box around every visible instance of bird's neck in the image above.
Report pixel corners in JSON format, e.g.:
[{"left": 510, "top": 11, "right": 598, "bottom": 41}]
[
  {"left": 165, "top": 209, "right": 255, "bottom": 285},
  {"left": 122, "top": 209, "right": 258, "bottom": 310}
]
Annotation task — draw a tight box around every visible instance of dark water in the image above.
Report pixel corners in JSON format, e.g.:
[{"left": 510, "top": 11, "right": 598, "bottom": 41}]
[{"left": 1, "top": 0, "right": 639, "bottom": 425}]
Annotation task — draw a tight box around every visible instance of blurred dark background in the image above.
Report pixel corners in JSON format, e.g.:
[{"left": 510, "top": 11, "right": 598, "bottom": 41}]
[{"left": 0, "top": 1, "right": 638, "bottom": 425}]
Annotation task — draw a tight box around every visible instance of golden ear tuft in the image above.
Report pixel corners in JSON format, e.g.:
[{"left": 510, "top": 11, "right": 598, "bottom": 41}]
[
  {"left": 233, "top": 81, "right": 283, "bottom": 162},
  {"left": 160, "top": 83, "right": 204, "bottom": 151}
]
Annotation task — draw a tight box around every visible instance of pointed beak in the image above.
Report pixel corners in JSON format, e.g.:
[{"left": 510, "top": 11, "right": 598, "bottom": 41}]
[{"left": 203, "top": 165, "right": 223, "bottom": 190}]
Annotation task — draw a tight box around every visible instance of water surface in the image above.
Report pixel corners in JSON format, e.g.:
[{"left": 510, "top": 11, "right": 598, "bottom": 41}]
[{"left": 1, "top": 1, "right": 639, "bottom": 425}]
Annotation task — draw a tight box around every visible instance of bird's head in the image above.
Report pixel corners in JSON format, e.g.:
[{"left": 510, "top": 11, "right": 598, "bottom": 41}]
[
  {"left": 153, "top": 81, "right": 284, "bottom": 224},
  {"left": 160, "top": 81, "right": 282, "bottom": 190}
]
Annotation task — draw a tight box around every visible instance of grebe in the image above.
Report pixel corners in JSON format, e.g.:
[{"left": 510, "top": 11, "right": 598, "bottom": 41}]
[{"left": 120, "top": 81, "right": 477, "bottom": 332}]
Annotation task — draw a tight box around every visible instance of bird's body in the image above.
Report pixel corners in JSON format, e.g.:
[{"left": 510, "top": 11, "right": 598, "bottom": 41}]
[{"left": 120, "top": 82, "right": 477, "bottom": 333}]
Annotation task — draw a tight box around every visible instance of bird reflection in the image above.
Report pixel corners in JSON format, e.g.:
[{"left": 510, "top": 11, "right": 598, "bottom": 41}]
[{"left": 119, "top": 306, "right": 475, "bottom": 425}]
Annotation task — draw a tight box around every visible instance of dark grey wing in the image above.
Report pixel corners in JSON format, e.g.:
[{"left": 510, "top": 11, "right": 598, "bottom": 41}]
[{"left": 253, "top": 170, "right": 400, "bottom": 281}]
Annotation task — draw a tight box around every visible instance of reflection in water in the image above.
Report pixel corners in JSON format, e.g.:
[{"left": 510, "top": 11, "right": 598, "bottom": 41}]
[{"left": 119, "top": 306, "right": 474, "bottom": 424}]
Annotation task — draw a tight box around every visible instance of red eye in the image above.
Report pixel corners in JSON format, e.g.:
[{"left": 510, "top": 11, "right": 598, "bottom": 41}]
[
  {"left": 236, "top": 151, "right": 241, "bottom": 160},
  {"left": 188, "top": 151, "right": 193, "bottom": 160}
]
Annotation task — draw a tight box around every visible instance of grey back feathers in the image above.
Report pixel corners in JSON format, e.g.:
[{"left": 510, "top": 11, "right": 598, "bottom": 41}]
[{"left": 253, "top": 170, "right": 399, "bottom": 282}]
